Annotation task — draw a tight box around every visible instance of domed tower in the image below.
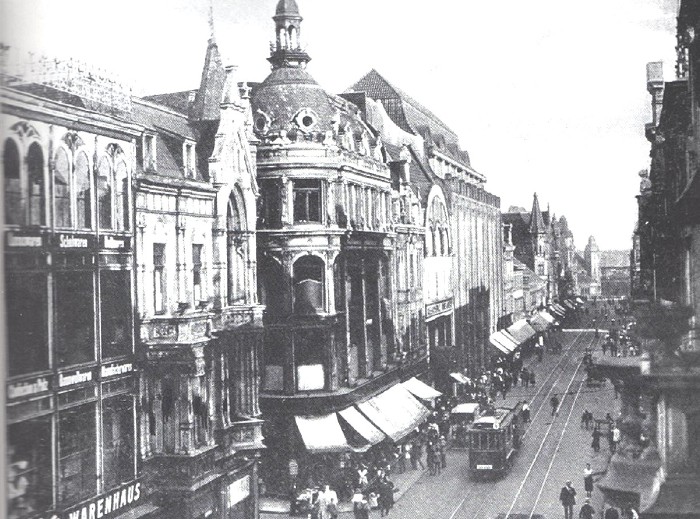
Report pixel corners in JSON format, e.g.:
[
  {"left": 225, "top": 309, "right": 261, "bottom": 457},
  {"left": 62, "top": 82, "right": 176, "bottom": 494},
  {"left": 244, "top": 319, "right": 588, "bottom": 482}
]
[{"left": 253, "top": 0, "right": 402, "bottom": 497}]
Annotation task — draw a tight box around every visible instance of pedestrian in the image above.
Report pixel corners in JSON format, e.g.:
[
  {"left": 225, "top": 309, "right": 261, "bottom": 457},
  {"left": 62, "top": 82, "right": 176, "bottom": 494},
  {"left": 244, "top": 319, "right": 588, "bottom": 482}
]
[
  {"left": 581, "top": 410, "right": 588, "bottom": 428},
  {"left": 318, "top": 484, "right": 338, "bottom": 519},
  {"left": 426, "top": 442, "right": 436, "bottom": 476},
  {"left": 623, "top": 503, "right": 639, "bottom": 519},
  {"left": 356, "top": 495, "right": 372, "bottom": 519},
  {"left": 604, "top": 506, "right": 620, "bottom": 519},
  {"left": 583, "top": 463, "right": 594, "bottom": 497},
  {"left": 592, "top": 427, "right": 601, "bottom": 453},
  {"left": 377, "top": 477, "right": 394, "bottom": 517},
  {"left": 579, "top": 498, "right": 596, "bottom": 519},
  {"left": 529, "top": 371, "right": 536, "bottom": 386},
  {"left": 611, "top": 425, "right": 621, "bottom": 454},
  {"left": 439, "top": 435, "right": 447, "bottom": 469},
  {"left": 367, "top": 490, "right": 379, "bottom": 510},
  {"left": 602, "top": 340, "right": 607, "bottom": 356},
  {"left": 521, "top": 401, "right": 531, "bottom": 423},
  {"left": 413, "top": 440, "right": 424, "bottom": 470},
  {"left": 352, "top": 489, "right": 364, "bottom": 519},
  {"left": 521, "top": 368, "right": 530, "bottom": 388},
  {"left": 559, "top": 480, "right": 577, "bottom": 519},
  {"left": 550, "top": 394, "right": 560, "bottom": 417}
]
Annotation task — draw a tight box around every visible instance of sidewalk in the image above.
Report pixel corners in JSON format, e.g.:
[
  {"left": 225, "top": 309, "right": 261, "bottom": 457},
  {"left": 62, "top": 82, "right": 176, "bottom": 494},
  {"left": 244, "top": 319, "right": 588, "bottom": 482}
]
[{"left": 260, "top": 464, "right": 426, "bottom": 515}]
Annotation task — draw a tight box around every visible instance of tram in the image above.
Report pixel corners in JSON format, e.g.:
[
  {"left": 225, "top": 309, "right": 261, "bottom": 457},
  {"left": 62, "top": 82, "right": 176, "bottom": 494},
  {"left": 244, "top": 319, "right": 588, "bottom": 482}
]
[{"left": 467, "top": 402, "right": 525, "bottom": 477}]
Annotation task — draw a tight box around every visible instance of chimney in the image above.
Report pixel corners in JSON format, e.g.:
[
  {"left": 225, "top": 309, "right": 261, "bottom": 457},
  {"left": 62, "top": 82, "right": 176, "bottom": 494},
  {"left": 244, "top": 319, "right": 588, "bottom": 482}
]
[{"left": 646, "top": 61, "right": 664, "bottom": 127}]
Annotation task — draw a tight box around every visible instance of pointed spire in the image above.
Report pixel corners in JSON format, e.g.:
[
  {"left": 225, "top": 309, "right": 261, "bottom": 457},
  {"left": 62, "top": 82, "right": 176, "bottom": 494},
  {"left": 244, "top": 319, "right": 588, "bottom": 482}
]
[
  {"left": 208, "top": 0, "right": 216, "bottom": 43},
  {"left": 191, "top": 9, "right": 226, "bottom": 121},
  {"left": 529, "top": 192, "right": 546, "bottom": 234}
]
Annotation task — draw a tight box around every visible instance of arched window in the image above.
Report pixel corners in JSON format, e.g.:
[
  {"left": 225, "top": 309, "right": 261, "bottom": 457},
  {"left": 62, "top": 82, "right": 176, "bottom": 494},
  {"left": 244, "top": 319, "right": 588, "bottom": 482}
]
[
  {"left": 279, "top": 27, "right": 287, "bottom": 49},
  {"left": 97, "top": 157, "right": 113, "bottom": 229},
  {"left": 26, "top": 143, "right": 45, "bottom": 226},
  {"left": 227, "top": 192, "right": 246, "bottom": 305},
  {"left": 54, "top": 148, "right": 72, "bottom": 228},
  {"left": 75, "top": 152, "right": 91, "bottom": 229},
  {"left": 293, "top": 256, "right": 324, "bottom": 314},
  {"left": 3, "top": 139, "right": 22, "bottom": 225},
  {"left": 289, "top": 26, "right": 298, "bottom": 49},
  {"left": 115, "top": 160, "right": 129, "bottom": 230}
]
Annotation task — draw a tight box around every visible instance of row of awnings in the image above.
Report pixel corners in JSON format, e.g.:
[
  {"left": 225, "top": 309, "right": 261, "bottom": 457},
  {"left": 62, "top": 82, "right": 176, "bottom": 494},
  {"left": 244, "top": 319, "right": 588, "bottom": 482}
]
[
  {"left": 294, "top": 378, "right": 439, "bottom": 453},
  {"left": 489, "top": 310, "right": 557, "bottom": 354}
]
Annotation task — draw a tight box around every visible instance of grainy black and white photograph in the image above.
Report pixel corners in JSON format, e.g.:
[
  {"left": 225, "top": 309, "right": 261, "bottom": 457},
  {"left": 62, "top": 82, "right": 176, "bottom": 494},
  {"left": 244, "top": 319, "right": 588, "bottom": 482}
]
[{"left": 1, "top": 0, "right": 698, "bottom": 518}]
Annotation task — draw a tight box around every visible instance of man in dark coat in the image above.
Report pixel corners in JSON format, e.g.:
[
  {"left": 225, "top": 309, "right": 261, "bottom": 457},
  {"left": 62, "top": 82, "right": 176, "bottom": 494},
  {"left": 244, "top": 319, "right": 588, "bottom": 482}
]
[{"left": 559, "top": 480, "right": 577, "bottom": 519}]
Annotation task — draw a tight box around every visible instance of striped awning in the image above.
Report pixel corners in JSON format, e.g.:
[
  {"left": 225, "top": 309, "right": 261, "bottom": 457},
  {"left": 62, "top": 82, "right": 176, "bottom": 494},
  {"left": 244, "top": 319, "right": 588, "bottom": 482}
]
[
  {"left": 506, "top": 319, "right": 537, "bottom": 345},
  {"left": 489, "top": 330, "right": 519, "bottom": 354}
]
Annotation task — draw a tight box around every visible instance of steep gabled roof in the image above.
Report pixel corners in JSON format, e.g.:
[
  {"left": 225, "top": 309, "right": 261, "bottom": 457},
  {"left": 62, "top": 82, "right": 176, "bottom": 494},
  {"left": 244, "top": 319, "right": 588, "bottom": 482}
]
[
  {"left": 347, "top": 69, "right": 471, "bottom": 166},
  {"left": 143, "top": 90, "right": 194, "bottom": 115}
]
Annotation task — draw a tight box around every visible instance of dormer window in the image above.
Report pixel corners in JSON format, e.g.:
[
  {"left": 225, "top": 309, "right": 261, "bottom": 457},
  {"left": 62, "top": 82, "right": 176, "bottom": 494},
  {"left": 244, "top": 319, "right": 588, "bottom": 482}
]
[
  {"left": 183, "top": 141, "right": 196, "bottom": 178},
  {"left": 143, "top": 134, "right": 156, "bottom": 172}
]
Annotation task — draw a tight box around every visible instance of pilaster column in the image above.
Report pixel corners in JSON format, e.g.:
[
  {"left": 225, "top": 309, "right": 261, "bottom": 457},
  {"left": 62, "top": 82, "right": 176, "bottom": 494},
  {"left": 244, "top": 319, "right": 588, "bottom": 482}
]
[{"left": 360, "top": 257, "right": 369, "bottom": 377}]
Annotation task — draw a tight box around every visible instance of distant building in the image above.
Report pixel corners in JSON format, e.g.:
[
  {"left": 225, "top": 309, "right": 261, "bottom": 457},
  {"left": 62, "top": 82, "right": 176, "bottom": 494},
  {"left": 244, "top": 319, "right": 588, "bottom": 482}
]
[{"left": 598, "top": 250, "right": 632, "bottom": 298}]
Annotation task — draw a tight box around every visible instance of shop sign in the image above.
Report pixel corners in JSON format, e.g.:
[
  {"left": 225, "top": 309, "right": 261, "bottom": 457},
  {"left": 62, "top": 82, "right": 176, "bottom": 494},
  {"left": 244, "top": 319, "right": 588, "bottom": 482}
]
[
  {"left": 6, "top": 232, "right": 43, "bottom": 247},
  {"left": 56, "top": 234, "right": 91, "bottom": 248},
  {"left": 226, "top": 475, "right": 250, "bottom": 508},
  {"left": 100, "top": 363, "right": 133, "bottom": 379},
  {"left": 102, "top": 236, "right": 127, "bottom": 249},
  {"left": 58, "top": 369, "right": 93, "bottom": 388},
  {"left": 7, "top": 376, "right": 51, "bottom": 399},
  {"left": 425, "top": 298, "right": 453, "bottom": 320},
  {"left": 63, "top": 481, "right": 142, "bottom": 519}
]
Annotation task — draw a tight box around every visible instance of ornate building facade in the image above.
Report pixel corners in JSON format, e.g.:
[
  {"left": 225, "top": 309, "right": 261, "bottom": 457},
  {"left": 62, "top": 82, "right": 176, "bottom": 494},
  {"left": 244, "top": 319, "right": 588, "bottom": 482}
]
[
  {"left": 133, "top": 37, "right": 265, "bottom": 519},
  {"left": 249, "top": 0, "right": 430, "bottom": 495},
  {"left": 3, "top": 52, "right": 147, "bottom": 519},
  {"left": 348, "top": 69, "right": 505, "bottom": 386}
]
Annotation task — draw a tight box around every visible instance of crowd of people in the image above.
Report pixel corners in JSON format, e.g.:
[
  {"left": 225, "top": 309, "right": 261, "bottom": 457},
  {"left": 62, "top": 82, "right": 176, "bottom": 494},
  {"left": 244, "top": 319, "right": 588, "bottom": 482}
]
[{"left": 560, "top": 479, "right": 639, "bottom": 519}]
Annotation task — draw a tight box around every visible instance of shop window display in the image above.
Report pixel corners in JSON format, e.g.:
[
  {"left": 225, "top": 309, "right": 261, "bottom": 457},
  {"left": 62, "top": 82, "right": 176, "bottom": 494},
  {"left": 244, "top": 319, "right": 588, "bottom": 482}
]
[
  {"left": 102, "top": 396, "right": 135, "bottom": 490},
  {"left": 6, "top": 272, "right": 49, "bottom": 376},
  {"left": 54, "top": 271, "right": 95, "bottom": 366},
  {"left": 58, "top": 403, "right": 97, "bottom": 506},
  {"left": 100, "top": 270, "right": 132, "bottom": 359},
  {"left": 8, "top": 418, "right": 52, "bottom": 519}
]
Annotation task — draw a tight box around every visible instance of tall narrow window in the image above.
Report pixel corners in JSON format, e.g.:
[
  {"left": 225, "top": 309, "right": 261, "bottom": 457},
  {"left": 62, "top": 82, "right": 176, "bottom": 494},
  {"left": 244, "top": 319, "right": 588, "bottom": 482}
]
[
  {"left": 3, "top": 139, "right": 22, "bottom": 225},
  {"left": 26, "top": 143, "right": 45, "bottom": 226},
  {"left": 54, "top": 148, "right": 72, "bottom": 228},
  {"left": 143, "top": 134, "right": 155, "bottom": 171},
  {"left": 184, "top": 143, "right": 195, "bottom": 178},
  {"left": 227, "top": 193, "right": 246, "bottom": 305},
  {"left": 293, "top": 179, "right": 321, "bottom": 223},
  {"left": 114, "top": 160, "right": 129, "bottom": 230},
  {"left": 192, "top": 244, "right": 203, "bottom": 304},
  {"left": 8, "top": 418, "right": 52, "bottom": 517},
  {"left": 75, "top": 152, "right": 91, "bottom": 229},
  {"left": 153, "top": 243, "right": 166, "bottom": 314},
  {"left": 97, "top": 157, "right": 113, "bottom": 230}
]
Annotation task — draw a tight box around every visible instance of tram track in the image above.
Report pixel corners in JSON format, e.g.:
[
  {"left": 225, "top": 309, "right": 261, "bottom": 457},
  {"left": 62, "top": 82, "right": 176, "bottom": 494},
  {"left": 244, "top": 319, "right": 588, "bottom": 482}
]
[{"left": 445, "top": 330, "right": 593, "bottom": 519}]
